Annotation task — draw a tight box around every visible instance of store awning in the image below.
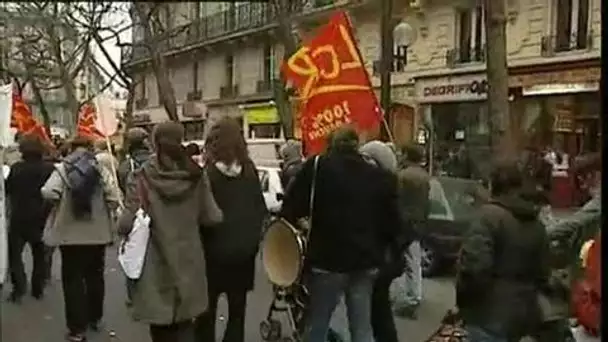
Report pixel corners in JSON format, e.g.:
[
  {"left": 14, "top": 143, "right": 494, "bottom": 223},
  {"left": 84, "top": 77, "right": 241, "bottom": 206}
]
[{"left": 245, "top": 105, "right": 280, "bottom": 124}]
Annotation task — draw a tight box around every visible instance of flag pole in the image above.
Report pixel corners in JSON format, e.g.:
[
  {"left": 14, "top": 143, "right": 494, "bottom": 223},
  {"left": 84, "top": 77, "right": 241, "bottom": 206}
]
[{"left": 84, "top": 57, "right": 123, "bottom": 208}]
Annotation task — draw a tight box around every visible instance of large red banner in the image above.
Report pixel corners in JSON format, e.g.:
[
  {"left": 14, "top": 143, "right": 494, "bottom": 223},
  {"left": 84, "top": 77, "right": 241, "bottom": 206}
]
[{"left": 282, "top": 11, "right": 380, "bottom": 155}]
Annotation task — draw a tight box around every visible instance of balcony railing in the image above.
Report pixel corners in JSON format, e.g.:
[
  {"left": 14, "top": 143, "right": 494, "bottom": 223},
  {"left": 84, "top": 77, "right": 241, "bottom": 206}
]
[
  {"left": 122, "top": 0, "right": 350, "bottom": 65},
  {"left": 445, "top": 45, "right": 486, "bottom": 67},
  {"left": 541, "top": 31, "right": 593, "bottom": 56},
  {"left": 187, "top": 90, "right": 203, "bottom": 101}
]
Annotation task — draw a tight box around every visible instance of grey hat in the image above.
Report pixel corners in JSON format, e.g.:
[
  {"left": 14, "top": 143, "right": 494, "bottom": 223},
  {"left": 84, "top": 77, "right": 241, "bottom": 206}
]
[
  {"left": 279, "top": 139, "right": 303, "bottom": 162},
  {"left": 359, "top": 140, "right": 398, "bottom": 173},
  {"left": 125, "top": 127, "right": 149, "bottom": 145}
]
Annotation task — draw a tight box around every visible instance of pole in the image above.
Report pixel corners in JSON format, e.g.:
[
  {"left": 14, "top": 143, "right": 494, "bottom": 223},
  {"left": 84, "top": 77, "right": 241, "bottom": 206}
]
[{"left": 379, "top": 0, "right": 393, "bottom": 141}]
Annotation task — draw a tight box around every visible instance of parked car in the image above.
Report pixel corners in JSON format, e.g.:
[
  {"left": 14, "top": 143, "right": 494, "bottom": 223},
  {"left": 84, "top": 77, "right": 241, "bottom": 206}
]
[
  {"left": 257, "top": 166, "right": 284, "bottom": 214},
  {"left": 421, "top": 176, "right": 482, "bottom": 277}
]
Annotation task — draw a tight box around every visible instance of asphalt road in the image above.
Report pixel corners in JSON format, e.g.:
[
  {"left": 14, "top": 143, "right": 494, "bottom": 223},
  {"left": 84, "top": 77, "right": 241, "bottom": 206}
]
[{"left": 1, "top": 247, "right": 455, "bottom": 342}]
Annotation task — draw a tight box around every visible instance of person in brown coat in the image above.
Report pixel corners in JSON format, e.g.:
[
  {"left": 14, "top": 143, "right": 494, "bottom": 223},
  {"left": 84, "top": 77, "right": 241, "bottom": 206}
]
[
  {"left": 394, "top": 144, "right": 430, "bottom": 319},
  {"left": 117, "top": 122, "right": 223, "bottom": 342}
]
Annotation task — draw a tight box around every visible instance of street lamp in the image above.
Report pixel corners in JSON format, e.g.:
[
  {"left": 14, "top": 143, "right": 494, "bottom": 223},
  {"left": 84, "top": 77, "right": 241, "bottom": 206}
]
[{"left": 379, "top": 1, "right": 415, "bottom": 140}]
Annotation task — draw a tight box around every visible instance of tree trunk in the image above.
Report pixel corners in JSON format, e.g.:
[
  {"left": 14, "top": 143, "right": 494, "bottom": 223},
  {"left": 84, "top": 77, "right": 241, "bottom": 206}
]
[
  {"left": 134, "top": 3, "right": 179, "bottom": 122},
  {"left": 272, "top": 0, "right": 299, "bottom": 139},
  {"left": 29, "top": 80, "right": 51, "bottom": 133},
  {"left": 123, "top": 82, "right": 135, "bottom": 129},
  {"left": 484, "top": 0, "right": 514, "bottom": 157}
]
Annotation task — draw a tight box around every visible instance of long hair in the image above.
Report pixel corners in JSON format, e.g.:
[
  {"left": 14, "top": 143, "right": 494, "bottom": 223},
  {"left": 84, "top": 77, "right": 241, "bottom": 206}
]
[
  {"left": 152, "top": 122, "right": 200, "bottom": 176},
  {"left": 205, "top": 117, "right": 249, "bottom": 166}
]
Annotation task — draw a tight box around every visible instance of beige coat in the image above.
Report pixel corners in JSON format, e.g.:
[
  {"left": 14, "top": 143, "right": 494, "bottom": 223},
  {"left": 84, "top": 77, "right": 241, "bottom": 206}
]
[
  {"left": 41, "top": 154, "right": 121, "bottom": 246},
  {"left": 117, "top": 156, "right": 223, "bottom": 325}
]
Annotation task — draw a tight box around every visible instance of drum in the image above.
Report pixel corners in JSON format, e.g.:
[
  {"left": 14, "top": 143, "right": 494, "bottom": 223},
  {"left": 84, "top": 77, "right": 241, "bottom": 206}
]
[{"left": 261, "top": 218, "right": 307, "bottom": 287}]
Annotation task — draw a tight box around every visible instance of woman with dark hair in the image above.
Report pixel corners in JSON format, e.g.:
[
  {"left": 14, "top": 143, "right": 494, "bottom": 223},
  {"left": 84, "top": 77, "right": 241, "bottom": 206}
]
[
  {"left": 195, "top": 117, "right": 266, "bottom": 342},
  {"left": 118, "top": 122, "right": 222, "bottom": 342},
  {"left": 6, "top": 134, "right": 55, "bottom": 302}
]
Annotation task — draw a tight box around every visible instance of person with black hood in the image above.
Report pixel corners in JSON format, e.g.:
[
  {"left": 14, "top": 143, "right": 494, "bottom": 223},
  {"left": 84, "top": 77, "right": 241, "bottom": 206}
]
[
  {"left": 281, "top": 126, "right": 400, "bottom": 342},
  {"left": 6, "top": 134, "right": 55, "bottom": 302},
  {"left": 456, "top": 159, "right": 551, "bottom": 342},
  {"left": 195, "top": 118, "right": 267, "bottom": 342},
  {"left": 117, "top": 121, "right": 223, "bottom": 342}
]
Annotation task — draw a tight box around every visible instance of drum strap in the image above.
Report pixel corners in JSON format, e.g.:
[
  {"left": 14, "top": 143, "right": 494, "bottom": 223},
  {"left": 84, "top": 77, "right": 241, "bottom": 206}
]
[{"left": 306, "top": 155, "right": 320, "bottom": 241}]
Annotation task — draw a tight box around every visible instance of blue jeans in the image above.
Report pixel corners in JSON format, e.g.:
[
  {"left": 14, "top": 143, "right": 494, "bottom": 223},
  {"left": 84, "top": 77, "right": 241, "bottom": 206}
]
[
  {"left": 466, "top": 325, "right": 509, "bottom": 342},
  {"left": 302, "top": 268, "right": 378, "bottom": 342}
]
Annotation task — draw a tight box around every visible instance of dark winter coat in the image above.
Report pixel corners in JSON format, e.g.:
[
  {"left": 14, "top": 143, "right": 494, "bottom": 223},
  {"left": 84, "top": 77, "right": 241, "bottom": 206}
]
[
  {"left": 456, "top": 193, "right": 551, "bottom": 339},
  {"left": 203, "top": 159, "right": 267, "bottom": 291},
  {"left": 280, "top": 151, "right": 400, "bottom": 273},
  {"left": 6, "top": 159, "right": 55, "bottom": 242}
]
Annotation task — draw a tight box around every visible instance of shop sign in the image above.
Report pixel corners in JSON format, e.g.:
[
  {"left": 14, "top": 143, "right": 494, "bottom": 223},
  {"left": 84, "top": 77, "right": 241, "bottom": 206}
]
[
  {"left": 416, "top": 75, "right": 489, "bottom": 103},
  {"left": 510, "top": 67, "right": 600, "bottom": 88},
  {"left": 245, "top": 105, "right": 280, "bottom": 124}
]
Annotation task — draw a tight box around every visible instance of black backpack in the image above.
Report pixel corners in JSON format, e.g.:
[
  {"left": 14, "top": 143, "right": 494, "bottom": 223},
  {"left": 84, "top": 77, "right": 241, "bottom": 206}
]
[{"left": 63, "top": 150, "right": 101, "bottom": 218}]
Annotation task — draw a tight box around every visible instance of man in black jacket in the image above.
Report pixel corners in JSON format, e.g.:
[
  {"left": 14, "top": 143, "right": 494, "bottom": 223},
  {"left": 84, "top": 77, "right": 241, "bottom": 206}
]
[
  {"left": 6, "top": 134, "right": 55, "bottom": 302},
  {"left": 281, "top": 127, "right": 401, "bottom": 342},
  {"left": 456, "top": 159, "right": 551, "bottom": 342}
]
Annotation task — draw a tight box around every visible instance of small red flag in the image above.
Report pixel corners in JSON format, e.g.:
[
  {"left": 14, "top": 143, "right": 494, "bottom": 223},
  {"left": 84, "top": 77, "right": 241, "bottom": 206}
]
[{"left": 76, "top": 102, "right": 105, "bottom": 140}]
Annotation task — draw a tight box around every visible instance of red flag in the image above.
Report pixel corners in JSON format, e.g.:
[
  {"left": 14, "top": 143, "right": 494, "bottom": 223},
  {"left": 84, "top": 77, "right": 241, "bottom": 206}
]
[
  {"left": 10, "top": 92, "right": 53, "bottom": 147},
  {"left": 282, "top": 11, "right": 381, "bottom": 155},
  {"left": 77, "top": 102, "right": 105, "bottom": 140}
]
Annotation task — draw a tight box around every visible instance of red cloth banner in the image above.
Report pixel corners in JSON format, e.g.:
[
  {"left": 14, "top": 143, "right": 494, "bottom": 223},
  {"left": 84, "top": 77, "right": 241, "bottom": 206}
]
[
  {"left": 77, "top": 102, "right": 105, "bottom": 140},
  {"left": 282, "top": 11, "right": 380, "bottom": 155},
  {"left": 10, "top": 92, "right": 53, "bottom": 147}
]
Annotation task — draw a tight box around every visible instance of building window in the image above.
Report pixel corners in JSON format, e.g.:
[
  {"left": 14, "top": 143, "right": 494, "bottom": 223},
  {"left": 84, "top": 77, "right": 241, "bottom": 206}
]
[
  {"left": 248, "top": 124, "right": 282, "bottom": 140},
  {"left": 555, "top": 0, "right": 590, "bottom": 52},
  {"left": 191, "top": 2, "right": 205, "bottom": 20},
  {"left": 184, "top": 120, "right": 205, "bottom": 141},
  {"left": 138, "top": 75, "right": 146, "bottom": 99},
  {"left": 456, "top": 5, "right": 485, "bottom": 63},
  {"left": 192, "top": 62, "right": 199, "bottom": 92},
  {"left": 225, "top": 54, "right": 234, "bottom": 87},
  {"left": 262, "top": 43, "right": 272, "bottom": 82}
]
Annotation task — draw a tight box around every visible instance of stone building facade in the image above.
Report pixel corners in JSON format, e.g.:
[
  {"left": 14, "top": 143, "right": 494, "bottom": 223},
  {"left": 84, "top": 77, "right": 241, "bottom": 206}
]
[{"left": 123, "top": 0, "right": 601, "bottom": 164}]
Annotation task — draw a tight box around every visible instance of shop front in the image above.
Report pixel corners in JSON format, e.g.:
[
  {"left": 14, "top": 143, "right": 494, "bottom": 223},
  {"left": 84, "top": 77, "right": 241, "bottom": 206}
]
[
  {"left": 415, "top": 73, "right": 496, "bottom": 180},
  {"left": 510, "top": 62, "right": 601, "bottom": 208},
  {"left": 415, "top": 61, "right": 600, "bottom": 207}
]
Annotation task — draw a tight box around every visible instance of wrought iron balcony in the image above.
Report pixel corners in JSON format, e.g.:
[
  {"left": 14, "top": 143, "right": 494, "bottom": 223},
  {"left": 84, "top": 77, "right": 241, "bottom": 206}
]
[
  {"left": 541, "top": 31, "right": 593, "bottom": 56},
  {"left": 187, "top": 90, "right": 203, "bottom": 101},
  {"left": 122, "top": 0, "right": 355, "bottom": 65},
  {"left": 445, "top": 45, "right": 486, "bottom": 67}
]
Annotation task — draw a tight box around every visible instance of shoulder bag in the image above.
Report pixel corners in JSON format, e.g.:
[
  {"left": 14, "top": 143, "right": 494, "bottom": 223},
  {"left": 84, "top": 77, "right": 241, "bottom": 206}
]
[{"left": 118, "top": 175, "right": 151, "bottom": 280}]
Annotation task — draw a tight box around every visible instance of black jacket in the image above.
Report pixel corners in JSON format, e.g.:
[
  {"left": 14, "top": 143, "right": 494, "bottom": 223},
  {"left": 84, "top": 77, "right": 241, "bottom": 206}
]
[
  {"left": 6, "top": 159, "right": 55, "bottom": 241},
  {"left": 456, "top": 193, "right": 550, "bottom": 339},
  {"left": 203, "top": 160, "right": 267, "bottom": 263},
  {"left": 280, "top": 151, "right": 401, "bottom": 273}
]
